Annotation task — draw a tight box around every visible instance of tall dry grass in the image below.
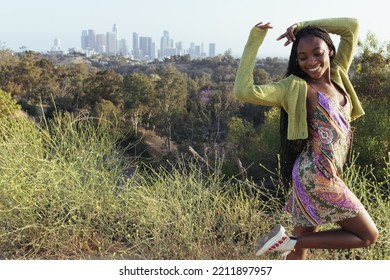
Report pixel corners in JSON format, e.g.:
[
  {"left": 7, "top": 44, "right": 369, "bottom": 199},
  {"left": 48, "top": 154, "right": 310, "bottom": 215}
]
[{"left": 0, "top": 113, "right": 388, "bottom": 260}]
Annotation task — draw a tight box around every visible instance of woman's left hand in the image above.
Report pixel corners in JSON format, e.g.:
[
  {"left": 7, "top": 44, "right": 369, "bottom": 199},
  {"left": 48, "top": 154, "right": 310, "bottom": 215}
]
[{"left": 255, "top": 22, "right": 273, "bottom": 30}]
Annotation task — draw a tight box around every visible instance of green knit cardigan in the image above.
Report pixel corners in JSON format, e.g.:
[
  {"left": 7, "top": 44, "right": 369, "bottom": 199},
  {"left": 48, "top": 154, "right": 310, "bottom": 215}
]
[{"left": 233, "top": 17, "right": 364, "bottom": 140}]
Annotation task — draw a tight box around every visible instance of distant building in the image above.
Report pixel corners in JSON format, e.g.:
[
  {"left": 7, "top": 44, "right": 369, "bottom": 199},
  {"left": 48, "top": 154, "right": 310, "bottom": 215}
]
[
  {"left": 176, "top": 41, "right": 184, "bottom": 56},
  {"left": 106, "top": 32, "right": 117, "bottom": 55},
  {"left": 159, "top": 30, "right": 169, "bottom": 59},
  {"left": 132, "top": 32, "right": 139, "bottom": 59},
  {"left": 81, "top": 25, "right": 216, "bottom": 60},
  {"left": 118, "top": 38, "right": 129, "bottom": 56},
  {"left": 139, "top": 36, "right": 154, "bottom": 60},
  {"left": 87, "top": 30, "right": 96, "bottom": 50},
  {"left": 81, "top": 29, "right": 96, "bottom": 51},
  {"left": 51, "top": 38, "right": 62, "bottom": 52},
  {"left": 95, "top": 34, "right": 106, "bottom": 53},
  {"left": 209, "top": 43, "right": 216, "bottom": 57},
  {"left": 81, "top": 30, "right": 88, "bottom": 50},
  {"left": 48, "top": 38, "right": 64, "bottom": 55}
]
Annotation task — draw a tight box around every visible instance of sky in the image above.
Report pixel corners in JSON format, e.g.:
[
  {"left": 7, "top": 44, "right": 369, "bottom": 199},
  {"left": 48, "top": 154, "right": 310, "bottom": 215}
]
[{"left": 0, "top": 0, "right": 389, "bottom": 58}]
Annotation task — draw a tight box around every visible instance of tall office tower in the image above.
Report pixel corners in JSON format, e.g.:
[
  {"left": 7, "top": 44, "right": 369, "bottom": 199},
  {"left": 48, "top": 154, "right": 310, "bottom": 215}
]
[
  {"left": 150, "top": 42, "right": 156, "bottom": 60},
  {"left": 132, "top": 32, "right": 139, "bottom": 59},
  {"left": 51, "top": 38, "right": 62, "bottom": 52},
  {"left": 81, "top": 29, "right": 96, "bottom": 51},
  {"left": 169, "top": 38, "right": 175, "bottom": 48},
  {"left": 106, "top": 32, "right": 117, "bottom": 55},
  {"left": 189, "top": 42, "right": 198, "bottom": 58},
  {"left": 119, "top": 39, "right": 129, "bottom": 56},
  {"left": 112, "top": 24, "right": 118, "bottom": 54},
  {"left": 140, "top": 36, "right": 153, "bottom": 60},
  {"left": 209, "top": 43, "right": 216, "bottom": 57},
  {"left": 159, "top": 30, "right": 169, "bottom": 58},
  {"left": 87, "top": 29, "right": 96, "bottom": 50},
  {"left": 132, "top": 32, "right": 139, "bottom": 49},
  {"left": 95, "top": 34, "right": 107, "bottom": 54},
  {"left": 175, "top": 41, "right": 183, "bottom": 56},
  {"left": 81, "top": 30, "right": 88, "bottom": 50},
  {"left": 195, "top": 45, "right": 201, "bottom": 58}
]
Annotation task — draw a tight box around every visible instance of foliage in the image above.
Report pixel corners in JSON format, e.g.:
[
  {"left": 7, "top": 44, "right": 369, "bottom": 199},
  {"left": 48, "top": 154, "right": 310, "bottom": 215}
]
[
  {"left": 350, "top": 32, "right": 390, "bottom": 179},
  {"left": 352, "top": 97, "right": 390, "bottom": 179},
  {"left": 0, "top": 113, "right": 133, "bottom": 259},
  {"left": 0, "top": 89, "right": 21, "bottom": 117},
  {"left": 351, "top": 32, "right": 390, "bottom": 100},
  {"left": 153, "top": 65, "right": 188, "bottom": 152},
  {"left": 0, "top": 114, "right": 388, "bottom": 260},
  {"left": 0, "top": 31, "right": 388, "bottom": 185}
]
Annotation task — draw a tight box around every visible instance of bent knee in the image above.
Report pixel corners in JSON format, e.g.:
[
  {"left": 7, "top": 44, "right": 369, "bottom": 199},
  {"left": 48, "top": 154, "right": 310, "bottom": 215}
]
[{"left": 362, "top": 228, "right": 379, "bottom": 247}]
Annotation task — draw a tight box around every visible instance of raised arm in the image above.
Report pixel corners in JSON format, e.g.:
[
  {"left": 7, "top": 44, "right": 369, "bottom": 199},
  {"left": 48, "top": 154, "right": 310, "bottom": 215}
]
[
  {"left": 233, "top": 22, "right": 287, "bottom": 107},
  {"left": 296, "top": 18, "right": 359, "bottom": 71}
]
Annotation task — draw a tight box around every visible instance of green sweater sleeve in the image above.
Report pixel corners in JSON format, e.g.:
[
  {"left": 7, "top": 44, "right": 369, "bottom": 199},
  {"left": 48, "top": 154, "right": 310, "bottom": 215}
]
[
  {"left": 296, "top": 17, "right": 364, "bottom": 120},
  {"left": 296, "top": 17, "right": 359, "bottom": 71},
  {"left": 233, "top": 26, "right": 309, "bottom": 139},
  {"left": 233, "top": 27, "right": 287, "bottom": 107}
]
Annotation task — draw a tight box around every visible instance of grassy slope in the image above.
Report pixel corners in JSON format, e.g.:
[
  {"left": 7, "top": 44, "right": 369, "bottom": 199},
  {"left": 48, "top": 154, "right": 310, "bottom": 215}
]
[{"left": 0, "top": 114, "right": 388, "bottom": 260}]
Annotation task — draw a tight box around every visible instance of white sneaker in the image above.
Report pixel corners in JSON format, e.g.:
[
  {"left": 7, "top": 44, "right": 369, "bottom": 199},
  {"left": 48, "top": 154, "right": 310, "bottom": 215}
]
[{"left": 255, "top": 224, "right": 297, "bottom": 256}]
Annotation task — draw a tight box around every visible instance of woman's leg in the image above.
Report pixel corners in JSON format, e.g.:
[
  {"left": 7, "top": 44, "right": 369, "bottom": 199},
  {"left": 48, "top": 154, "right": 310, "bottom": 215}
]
[
  {"left": 286, "top": 226, "right": 318, "bottom": 260},
  {"left": 294, "top": 210, "right": 378, "bottom": 250}
]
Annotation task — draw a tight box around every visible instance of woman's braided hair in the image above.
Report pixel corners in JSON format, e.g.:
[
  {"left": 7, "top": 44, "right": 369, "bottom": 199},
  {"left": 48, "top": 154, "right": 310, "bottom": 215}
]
[{"left": 280, "top": 25, "right": 336, "bottom": 190}]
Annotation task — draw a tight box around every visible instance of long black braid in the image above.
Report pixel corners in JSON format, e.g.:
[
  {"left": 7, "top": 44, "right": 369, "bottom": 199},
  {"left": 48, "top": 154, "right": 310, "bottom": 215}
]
[{"left": 280, "top": 26, "right": 336, "bottom": 190}]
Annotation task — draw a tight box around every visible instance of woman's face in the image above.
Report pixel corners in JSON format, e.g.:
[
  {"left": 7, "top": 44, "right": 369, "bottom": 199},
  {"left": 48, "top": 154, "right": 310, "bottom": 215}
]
[{"left": 296, "top": 35, "right": 332, "bottom": 80}]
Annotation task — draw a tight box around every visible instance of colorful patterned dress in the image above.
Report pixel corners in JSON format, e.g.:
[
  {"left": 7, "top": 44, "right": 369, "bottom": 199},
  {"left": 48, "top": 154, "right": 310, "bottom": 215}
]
[{"left": 286, "top": 91, "right": 365, "bottom": 226}]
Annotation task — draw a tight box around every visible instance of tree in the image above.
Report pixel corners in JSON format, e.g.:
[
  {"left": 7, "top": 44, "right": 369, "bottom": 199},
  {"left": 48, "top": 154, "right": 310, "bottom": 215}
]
[
  {"left": 123, "top": 72, "right": 155, "bottom": 136},
  {"left": 83, "top": 69, "right": 124, "bottom": 111},
  {"left": 57, "top": 63, "right": 91, "bottom": 110},
  {"left": 351, "top": 32, "right": 390, "bottom": 99},
  {"left": 153, "top": 65, "right": 187, "bottom": 153}
]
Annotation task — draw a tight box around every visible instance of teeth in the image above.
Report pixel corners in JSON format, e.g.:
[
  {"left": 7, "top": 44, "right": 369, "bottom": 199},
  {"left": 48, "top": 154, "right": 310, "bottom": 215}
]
[{"left": 308, "top": 65, "right": 321, "bottom": 72}]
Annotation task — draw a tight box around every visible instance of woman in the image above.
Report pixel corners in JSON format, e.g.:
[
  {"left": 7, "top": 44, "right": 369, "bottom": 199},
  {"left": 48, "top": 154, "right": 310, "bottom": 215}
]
[{"left": 233, "top": 18, "right": 378, "bottom": 260}]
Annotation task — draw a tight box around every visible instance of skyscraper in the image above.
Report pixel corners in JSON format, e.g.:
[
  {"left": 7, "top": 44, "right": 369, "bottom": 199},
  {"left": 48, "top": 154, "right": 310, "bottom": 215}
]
[
  {"left": 209, "top": 43, "right": 216, "bottom": 57},
  {"left": 51, "top": 38, "right": 62, "bottom": 52},
  {"left": 88, "top": 30, "right": 96, "bottom": 50},
  {"left": 159, "top": 30, "right": 169, "bottom": 59},
  {"left": 140, "top": 36, "right": 153, "bottom": 60},
  {"left": 95, "top": 34, "right": 106, "bottom": 53},
  {"left": 81, "top": 30, "right": 88, "bottom": 50},
  {"left": 132, "top": 32, "right": 139, "bottom": 59},
  {"left": 106, "top": 31, "right": 117, "bottom": 55},
  {"left": 119, "top": 39, "right": 129, "bottom": 56}
]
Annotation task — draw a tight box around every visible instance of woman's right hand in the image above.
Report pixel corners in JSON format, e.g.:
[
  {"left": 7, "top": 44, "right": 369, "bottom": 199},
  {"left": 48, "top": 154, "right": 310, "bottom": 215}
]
[
  {"left": 277, "top": 24, "right": 298, "bottom": 46},
  {"left": 255, "top": 22, "right": 273, "bottom": 30}
]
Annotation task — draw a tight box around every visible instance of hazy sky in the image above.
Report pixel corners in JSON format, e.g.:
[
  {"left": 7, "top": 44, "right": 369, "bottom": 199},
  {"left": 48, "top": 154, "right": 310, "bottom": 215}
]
[{"left": 0, "top": 0, "right": 388, "bottom": 57}]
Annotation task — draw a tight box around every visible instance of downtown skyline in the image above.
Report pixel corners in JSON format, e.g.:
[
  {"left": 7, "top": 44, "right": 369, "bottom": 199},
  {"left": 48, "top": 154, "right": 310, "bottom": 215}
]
[
  {"left": 1, "top": 1, "right": 389, "bottom": 58},
  {"left": 77, "top": 24, "right": 217, "bottom": 60}
]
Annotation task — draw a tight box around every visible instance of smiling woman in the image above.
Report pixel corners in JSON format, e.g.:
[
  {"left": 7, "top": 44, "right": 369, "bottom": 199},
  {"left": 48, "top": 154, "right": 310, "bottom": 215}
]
[{"left": 233, "top": 17, "right": 379, "bottom": 260}]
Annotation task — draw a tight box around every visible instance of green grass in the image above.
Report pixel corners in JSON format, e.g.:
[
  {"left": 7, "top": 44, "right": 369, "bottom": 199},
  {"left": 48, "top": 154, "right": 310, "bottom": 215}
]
[{"left": 0, "top": 113, "right": 388, "bottom": 260}]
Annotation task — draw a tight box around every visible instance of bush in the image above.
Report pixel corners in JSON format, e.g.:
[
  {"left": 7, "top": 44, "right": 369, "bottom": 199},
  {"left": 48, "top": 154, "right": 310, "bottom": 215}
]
[
  {"left": 0, "top": 89, "right": 20, "bottom": 117},
  {"left": 0, "top": 113, "right": 388, "bottom": 260},
  {"left": 353, "top": 97, "right": 390, "bottom": 180}
]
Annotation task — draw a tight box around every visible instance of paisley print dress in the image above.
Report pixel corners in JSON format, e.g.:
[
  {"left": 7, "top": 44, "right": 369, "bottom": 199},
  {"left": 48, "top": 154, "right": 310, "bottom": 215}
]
[{"left": 286, "top": 91, "right": 365, "bottom": 226}]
